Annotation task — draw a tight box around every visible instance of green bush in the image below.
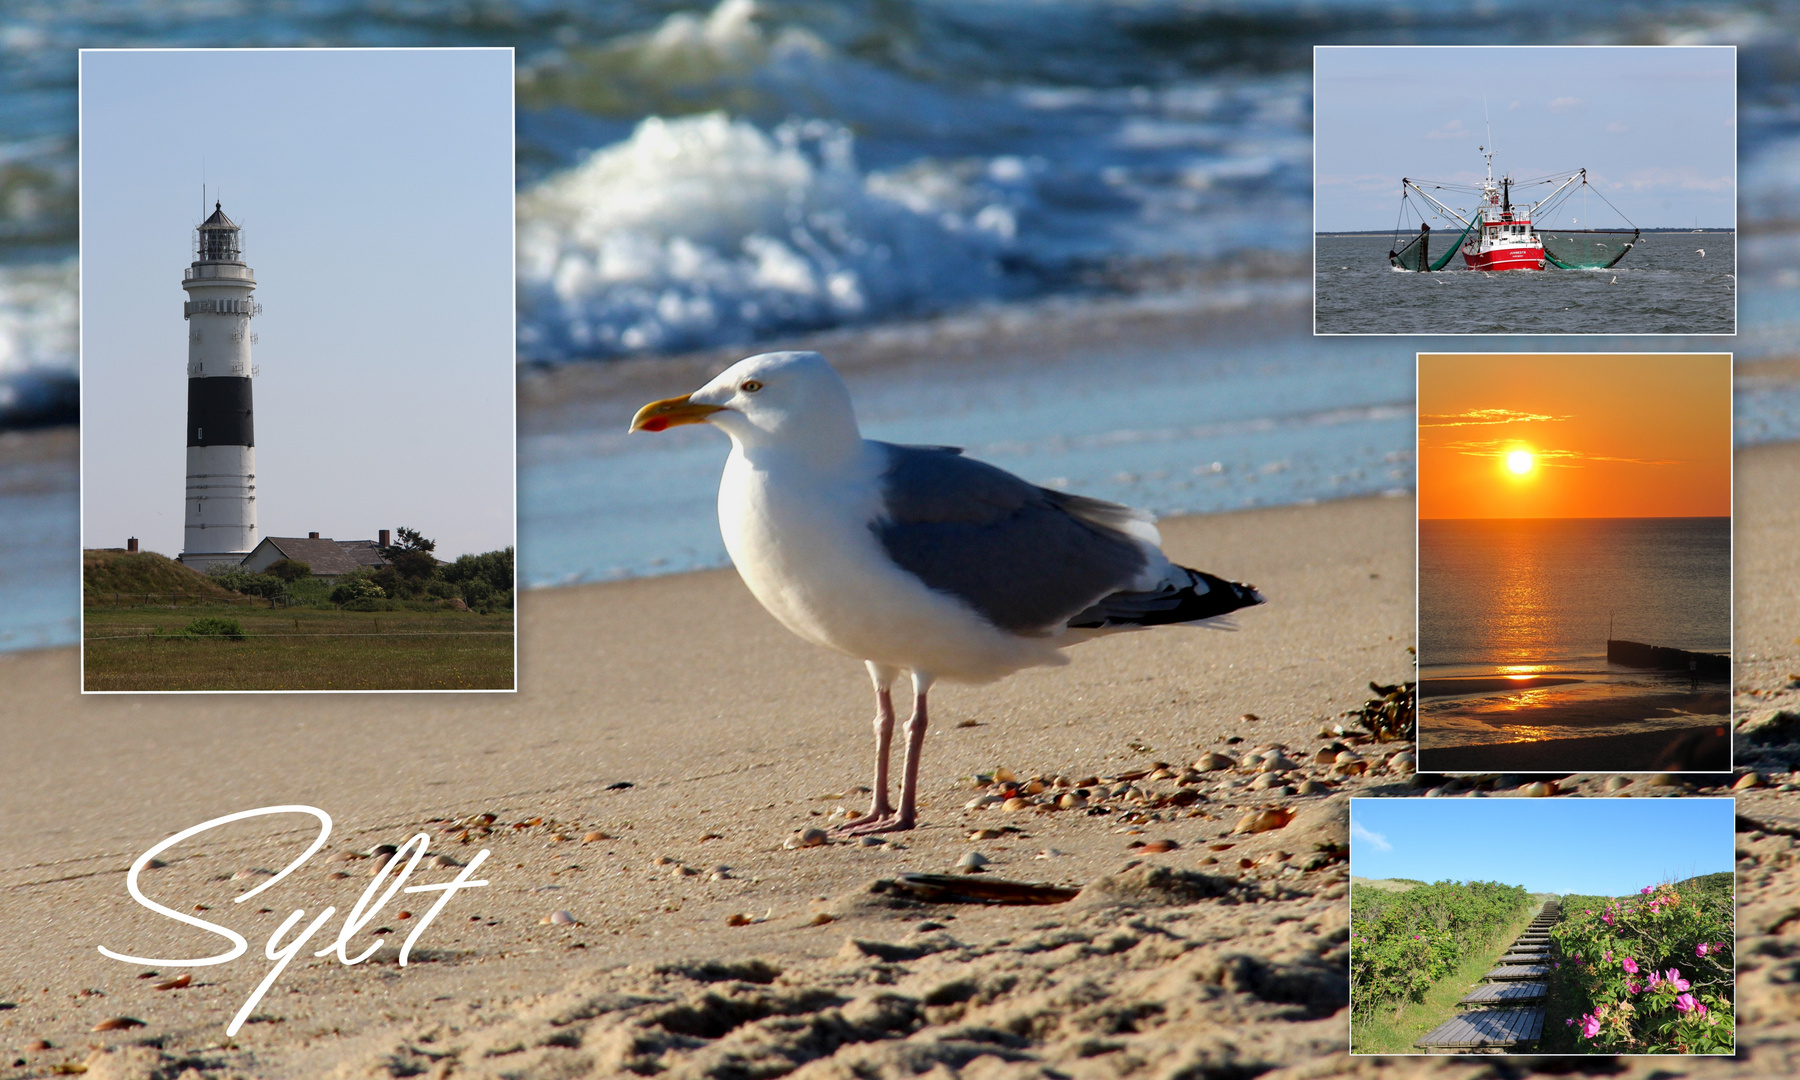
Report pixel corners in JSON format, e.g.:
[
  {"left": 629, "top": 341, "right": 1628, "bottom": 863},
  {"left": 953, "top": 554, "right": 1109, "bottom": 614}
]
[
  {"left": 183, "top": 617, "right": 245, "bottom": 640},
  {"left": 267, "top": 558, "right": 311, "bottom": 582},
  {"left": 1350, "top": 880, "right": 1531, "bottom": 1017},
  {"left": 207, "top": 567, "right": 291, "bottom": 601},
  {"left": 1547, "top": 881, "right": 1734, "bottom": 1053},
  {"left": 330, "top": 573, "right": 387, "bottom": 605}
]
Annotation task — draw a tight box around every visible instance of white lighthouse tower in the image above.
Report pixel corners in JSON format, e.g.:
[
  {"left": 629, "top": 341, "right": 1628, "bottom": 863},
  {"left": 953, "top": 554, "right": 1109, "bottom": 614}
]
[{"left": 177, "top": 202, "right": 262, "bottom": 571}]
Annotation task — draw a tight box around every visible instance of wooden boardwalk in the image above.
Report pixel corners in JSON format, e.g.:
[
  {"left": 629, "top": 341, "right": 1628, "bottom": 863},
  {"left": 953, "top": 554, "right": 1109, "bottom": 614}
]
[{"left": 1417, "top": 900, "right": 1561, "bottom": 1052}]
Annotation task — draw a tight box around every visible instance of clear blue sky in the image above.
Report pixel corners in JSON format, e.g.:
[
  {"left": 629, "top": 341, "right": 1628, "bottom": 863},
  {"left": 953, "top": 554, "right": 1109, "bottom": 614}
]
[
  {"left": 80, "top": 49, "right": 515, "bottom": 560},
  {"left": 1350, "top": 797, "right": 1735, "bottom": 897},
  {"left": 1315, "top": 45, "right": 1736, "bottom": 231}
]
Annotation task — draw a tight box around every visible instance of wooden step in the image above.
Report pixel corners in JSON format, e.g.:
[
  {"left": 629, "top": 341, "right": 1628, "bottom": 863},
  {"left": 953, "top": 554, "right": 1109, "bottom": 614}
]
[
  {"left": 1481, "top": 963, "right": 1551, "bottom": 980},
  {"left": 1457, "top": 981, "right": 1548, "bottom": 1008},
  {"left": 1416, "top": 1007, "right": 1546, "bottom": 1050}
]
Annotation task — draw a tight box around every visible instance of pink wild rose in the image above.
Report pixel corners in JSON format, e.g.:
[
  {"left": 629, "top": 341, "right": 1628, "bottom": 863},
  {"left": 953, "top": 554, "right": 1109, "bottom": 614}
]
[
  {"left": 1665, "top": 970, "right": 1691, "bottom": 992},
  {"left": 1696, "top": 943, "right": 1708, "bottom": 957},
  {"left": 1675, "top": 993, "right": 1699, "bottom": 1013},
  {"left": 1622, "top": 957, "right": 1638, "bottom": 974},
  {"left": 1580, "top": 1014, "right": 1601, "bottom": 1039}
]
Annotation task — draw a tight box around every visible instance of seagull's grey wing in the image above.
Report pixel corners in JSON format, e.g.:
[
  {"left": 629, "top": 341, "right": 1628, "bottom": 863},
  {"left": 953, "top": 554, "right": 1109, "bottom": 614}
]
[{"left": 871, "top": 443, "right": 1148, "bottom": 634}]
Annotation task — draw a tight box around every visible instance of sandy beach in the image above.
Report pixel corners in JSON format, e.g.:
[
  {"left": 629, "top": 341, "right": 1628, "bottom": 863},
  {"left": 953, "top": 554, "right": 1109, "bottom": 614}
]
[{"left": 0, "top": 443, "right": 1794, "bottom": 1080}]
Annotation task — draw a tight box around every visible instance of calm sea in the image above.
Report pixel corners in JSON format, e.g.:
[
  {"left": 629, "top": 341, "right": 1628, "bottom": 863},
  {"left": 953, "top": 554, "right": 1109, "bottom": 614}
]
[
  {"left": 1315, "top": 233, "right": 1737, "bottom": 335},
  {"left": 1418, "top": 517, "right": 1731, "bottom": 678}
]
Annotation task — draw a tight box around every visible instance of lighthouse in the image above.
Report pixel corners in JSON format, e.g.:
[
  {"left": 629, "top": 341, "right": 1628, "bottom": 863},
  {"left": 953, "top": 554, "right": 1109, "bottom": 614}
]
[{"left": 177, "top": 202, "right": 261, "bottom": 571}]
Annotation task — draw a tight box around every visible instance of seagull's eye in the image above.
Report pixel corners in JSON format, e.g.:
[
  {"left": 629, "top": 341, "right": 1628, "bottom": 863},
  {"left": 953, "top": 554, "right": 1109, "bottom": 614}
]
[{"left": 740, "top": 380, "right": 763, "bottom": 393}]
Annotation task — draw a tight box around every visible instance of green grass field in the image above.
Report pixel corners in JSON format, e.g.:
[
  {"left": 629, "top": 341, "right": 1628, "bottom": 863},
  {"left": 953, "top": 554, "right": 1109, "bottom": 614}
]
[{"left": 83, "top": 603, "right": 514, "bottom": 691}]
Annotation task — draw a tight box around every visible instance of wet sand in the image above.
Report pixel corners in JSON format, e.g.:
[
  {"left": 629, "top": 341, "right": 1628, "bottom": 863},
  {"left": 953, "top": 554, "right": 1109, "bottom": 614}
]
[
  {"left": 1421, "top": 724, "right": 1730, "bottom": 773},
  {"left": 1420, "top": 676, "right": 1584, "bottom": 697}
]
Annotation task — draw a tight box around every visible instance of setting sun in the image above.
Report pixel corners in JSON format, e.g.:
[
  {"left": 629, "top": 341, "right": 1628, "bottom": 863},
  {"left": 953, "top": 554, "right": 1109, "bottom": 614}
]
[{"left": 1507, "top": 450, "right": 1534, "bottom": 475}]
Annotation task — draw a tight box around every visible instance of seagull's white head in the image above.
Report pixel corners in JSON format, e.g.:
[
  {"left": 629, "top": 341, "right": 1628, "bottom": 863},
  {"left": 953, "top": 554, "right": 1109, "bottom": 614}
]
[{"left": 629, "top": 351, "right": 862, "bottom": 456}]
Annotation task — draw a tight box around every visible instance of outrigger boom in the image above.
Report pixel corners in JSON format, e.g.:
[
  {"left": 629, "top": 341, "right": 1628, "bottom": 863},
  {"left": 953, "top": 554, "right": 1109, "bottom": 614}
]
[{"left": 1390, "top": 154, "right": 1638, "bottom": 273}]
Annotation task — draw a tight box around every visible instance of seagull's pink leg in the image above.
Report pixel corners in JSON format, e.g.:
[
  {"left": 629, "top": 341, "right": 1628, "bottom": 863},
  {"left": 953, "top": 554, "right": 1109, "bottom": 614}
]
[
  {"left": 835, "top": 662, "right": 897, "bottom": 834},
  {"left": 838, "top": 669, "right": 933, "bottom": 836}
]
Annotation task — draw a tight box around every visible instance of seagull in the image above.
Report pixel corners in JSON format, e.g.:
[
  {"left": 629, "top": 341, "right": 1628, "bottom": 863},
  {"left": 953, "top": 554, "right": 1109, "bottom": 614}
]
[
  {"left": 1610, "top": 276, "right": 1618, "bottom": 284},
  {"left": 1696, "top": 249, "right": 1705, "bottom": 257},
  {"left": 630, "top": 351, "right": 1264, "bottom": 834}
]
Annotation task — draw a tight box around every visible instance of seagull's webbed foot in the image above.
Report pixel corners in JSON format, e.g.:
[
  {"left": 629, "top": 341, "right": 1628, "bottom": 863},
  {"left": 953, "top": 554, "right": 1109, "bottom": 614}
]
[{"left": 833, "top": 810, "right": 915, "bottom": 836}]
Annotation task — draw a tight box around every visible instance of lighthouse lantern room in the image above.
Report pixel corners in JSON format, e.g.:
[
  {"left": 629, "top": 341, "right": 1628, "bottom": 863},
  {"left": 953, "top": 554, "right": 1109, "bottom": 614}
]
[{"left": 177, "top": 202, "right": 262, "bottom": 571}]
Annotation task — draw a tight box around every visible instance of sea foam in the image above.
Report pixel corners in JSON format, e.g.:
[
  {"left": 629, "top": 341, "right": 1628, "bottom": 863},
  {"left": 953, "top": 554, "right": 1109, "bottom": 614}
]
[{"left": 516, "top": 111, "right": 1016, "bottom": 361}]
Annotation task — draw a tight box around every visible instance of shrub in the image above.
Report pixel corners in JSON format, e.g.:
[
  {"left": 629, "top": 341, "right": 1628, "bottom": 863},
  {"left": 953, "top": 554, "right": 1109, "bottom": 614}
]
[
  {"left": 330, "top": 574, "right": 387, "bottom": 605},
  {"left": 207, "top": 567, "right": 291, "bottom": 600},
  {"left": 183, "top": 617, "right": 244, "bottom": 640},
  {"left": 267, "top": 558, "right": 311, "bottom": 582},
  {"left": 1351, "top": 880, "right": 1532, "bottom": 1017},
  {"left": 1548, "top": 881, "right": 1734, "bottom": 1053}
]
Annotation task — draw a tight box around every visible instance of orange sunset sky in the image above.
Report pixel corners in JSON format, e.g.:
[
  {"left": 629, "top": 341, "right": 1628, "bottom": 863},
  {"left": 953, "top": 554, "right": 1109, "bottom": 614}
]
[{"left": 1418, "top": 353, "right": 1732, "bottom": 519}]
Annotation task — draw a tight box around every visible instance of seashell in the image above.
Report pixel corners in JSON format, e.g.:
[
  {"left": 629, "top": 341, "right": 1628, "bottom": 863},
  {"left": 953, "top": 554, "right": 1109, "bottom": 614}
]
[
  {"left": 1735, "top": 772, "right": 1763, "bottom": 790},
  {"left": 26, "top": 1039, "right": 51, "bottom": 1051},
  {"left": 1140, "top": 839, "right": 1179, "bottom": 853},
  {"left": 809, "top": 912, "right": 836, "bottom": 926},
  {"left": 370, "top": 844, "right": 399, "bottom": 858},
  {"left": 329, "top": 871, "right": 350, "bottom": 880},
  {"left": 1250, "top": 774, "right": 1282, "bottom": 790},
  {"left": 397, "top": 911, "right": 412, "bottom": 919},
  {"left": 432, "top": 854, "right": 462, "bottom": 869},
  {"left": 1149, "top": 769, "right": 1178, "bottom": 782},
  {"left": 969, "top": 828, "right": 1003, "bottom": 840},
  {"left": 1058, "top": 791, "right": 1088, "bottom": 810},
  {"left": 583, "top": 831, "right": 611, "bottom": 842},
  {"left": 673, "top": 865, "right": 698, "bottom": 877},
  {"left": 1178, "top": 770, "right": 1203, "bottom": 785},
  {"left": 1260, "top": 754, "right": 1299, "bottom": 773},
  {"left": 1334, "top": 750, "right": 1364, "bottom": 765},
  {"left": 957, "top": 851, "right": 990, "bottom": 871},
  {"left": 1314, "top": 747, "right": 1339, "bottom": 765},
  {"left": 550, "top": 833, "right": 569, "bottom": 842},
  {"left": 1387, "top": 752, "right": 1416, "bottom": 774},
  {"left": 652, "top": 855, "right": 674, "bottom": 866},
  {"left": 231, "top": 868, "right": 274, "bottom": 881},
  {"left": 327, "top": 851, "right": 357, "bottom": 863},
  {"left": 1078, "top": 775, "right": 1101, "bottom": 787},
  {"left": 1037, "top": 848, "right": 1066, "bottom": 858},
  {"left": 964, "top": 795, "right": 997, "bottom": 809},
  {"left": 91, "top": 1017, "right": 145, "bottom": 1032},
  {"left": 1193, "top": 753, "right": 1230, "bottom": 771},
  {"left": 1521, "top": 781, "right": 1560, "bottom": 797},
  {"left": 542, "top": 910, "right": 578, "bottom": 925},
  {"left": 1296, "top": 779, "right": 1323, "bottom": 796},
  {"left": 782, "top": 828, "right": 829, "bottom": 850},
  {"left": 1002, "top": 797, "right": 1031, "bottom": 812},
  {"left": 1604, "top": 776, "right": 1632, "bottom": 792},
  {"left": 152, "top": 974, "right": 191, "bottom": 991},
  {"left": 726, "top": 913, "right": 753, "bottom": 926},
  {"left": 1023, "top": 779, "right": 1046, "bottom": 795},
  {"left": 858, "top": 836, "right": 885, "bottom": 847},
  {"left": 1233, "top": 807, "right": 1296, "bottom": 834},
  {"left": 994, "top": 767, "right": 1017, "bottom": 783},
  {"left": 1241, "top": 713, "right": 1260, "bottom": 722}
]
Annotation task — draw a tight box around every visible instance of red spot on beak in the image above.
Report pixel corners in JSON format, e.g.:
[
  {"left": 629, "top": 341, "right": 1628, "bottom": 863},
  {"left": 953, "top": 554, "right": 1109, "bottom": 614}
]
[{"left": 642, "top": 417, "right": 670, "bottom": 432}]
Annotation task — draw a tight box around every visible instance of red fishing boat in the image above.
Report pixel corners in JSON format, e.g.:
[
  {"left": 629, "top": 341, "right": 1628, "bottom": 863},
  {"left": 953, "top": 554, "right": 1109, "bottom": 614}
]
[{"left": 1388, "top": 143, "right": 1639, "bottom": 274}]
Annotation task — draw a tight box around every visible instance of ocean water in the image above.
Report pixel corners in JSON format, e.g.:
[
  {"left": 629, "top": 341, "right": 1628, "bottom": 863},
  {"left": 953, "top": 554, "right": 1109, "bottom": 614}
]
[
  {"left": 1418, "top": 517, "right": 1731, "bottom": 677},
  {"left": 7, "top": 1, "right": 1800, "bottom": 649},
  {"left": 1315, "top": 233, "right": 1736, "bottom": 335}
]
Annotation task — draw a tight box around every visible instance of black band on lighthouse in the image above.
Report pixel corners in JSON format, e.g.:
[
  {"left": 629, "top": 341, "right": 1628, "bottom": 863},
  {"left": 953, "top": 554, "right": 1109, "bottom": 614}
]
[{"left": 187, "top": 376, "right": 255, "bottom": 447}]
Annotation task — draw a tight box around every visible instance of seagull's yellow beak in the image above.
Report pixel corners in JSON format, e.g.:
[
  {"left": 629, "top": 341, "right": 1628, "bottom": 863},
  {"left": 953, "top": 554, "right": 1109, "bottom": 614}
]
[{"left": 629, "top": 394, "right": 726, "bottom": 433}]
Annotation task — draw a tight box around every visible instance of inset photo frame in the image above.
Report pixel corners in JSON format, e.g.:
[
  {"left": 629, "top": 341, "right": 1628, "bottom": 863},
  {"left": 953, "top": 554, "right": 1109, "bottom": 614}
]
[
  {"left": 79, "top": 48, "right": 517, "bottom": 692},
  {"left": 1314, "top": 45, "right": 1736, "bottom": 336},
  {"left": 1415, "top": 353, "right": 1732, "bottom": 773}
]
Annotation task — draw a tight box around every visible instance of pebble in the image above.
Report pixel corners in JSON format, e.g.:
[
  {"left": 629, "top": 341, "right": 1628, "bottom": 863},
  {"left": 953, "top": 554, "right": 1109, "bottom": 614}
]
[
  {"left": 1233, "top": 808, "right": 1296, "bottom": 834},
  {"left": 809, "top": 913, "right": 836, "bottom": 926},
  {"left": 91, "top": 1017, "right": 145, "bottom": 1032},
  {"left": 583, "top": 831, "right": 611, "bottom": 842},
  {"left": 1140, "top": 839, "right": 1180, "bottom": 853},
  {"left": 432, "top": 854, "right": 462, "bottom": 869},
  {"left": 1037, "top": 848, "right": 1066, "bottom": 858},
  {"left": 231, "top": 868, "right": 274, "bottom": 881},
  {"left": 957, "top": 851, "right": 990, "bottom": 872},
  {"left": 858, "top": 836, "right": 885, "bottom": 847},
  {"left": 1641, "top": 773, "right": 1678, "bottom": 788},
  {"left": 1604, "top": 776, "right": 1632, "bottom": 792},
  {"left": 541, "top": 910, "right": 578, "bottom": 925},
  {"left": 327, "top": 851, "right": 357, "bottom": 864},
  {"left": 328, "top": 871, "right": 350, "bottom": 880},
  {"left": 969, "top": 828, "right": 1003, "bottom": 840},
  {"left": 785, "top": 828, "right": 829, "bottom": 850}
]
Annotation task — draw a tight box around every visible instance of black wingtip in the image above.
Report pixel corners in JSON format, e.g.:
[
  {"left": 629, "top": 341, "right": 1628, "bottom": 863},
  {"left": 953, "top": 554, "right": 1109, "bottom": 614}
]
[{"left": 1066, "top": 566, "right": 1263, "bottom": 630}]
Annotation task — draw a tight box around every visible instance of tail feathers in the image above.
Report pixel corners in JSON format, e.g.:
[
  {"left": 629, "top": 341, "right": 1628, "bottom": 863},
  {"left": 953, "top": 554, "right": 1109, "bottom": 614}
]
[{"left": 1066, "top": 566, "right": 1264, "bottom": 631}]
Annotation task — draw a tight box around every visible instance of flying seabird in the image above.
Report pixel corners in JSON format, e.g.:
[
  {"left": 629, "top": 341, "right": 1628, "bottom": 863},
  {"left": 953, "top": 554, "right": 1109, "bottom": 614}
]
[
  {"left": 630, "top": 351, "right": 1264, "bottom": 834},
  {"left": 1696, "top": 248, "right": 1705, "bottom": 257}
]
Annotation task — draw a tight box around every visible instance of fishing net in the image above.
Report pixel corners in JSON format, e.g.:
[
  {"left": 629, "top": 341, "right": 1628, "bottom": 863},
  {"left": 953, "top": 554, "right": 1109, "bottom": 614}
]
[
  {"left": 1389, "top": 214, "right": 1477, "bottom": 272},
  {"left": 1538, "top": 229, "right": 1641, "bottom": 270}
]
